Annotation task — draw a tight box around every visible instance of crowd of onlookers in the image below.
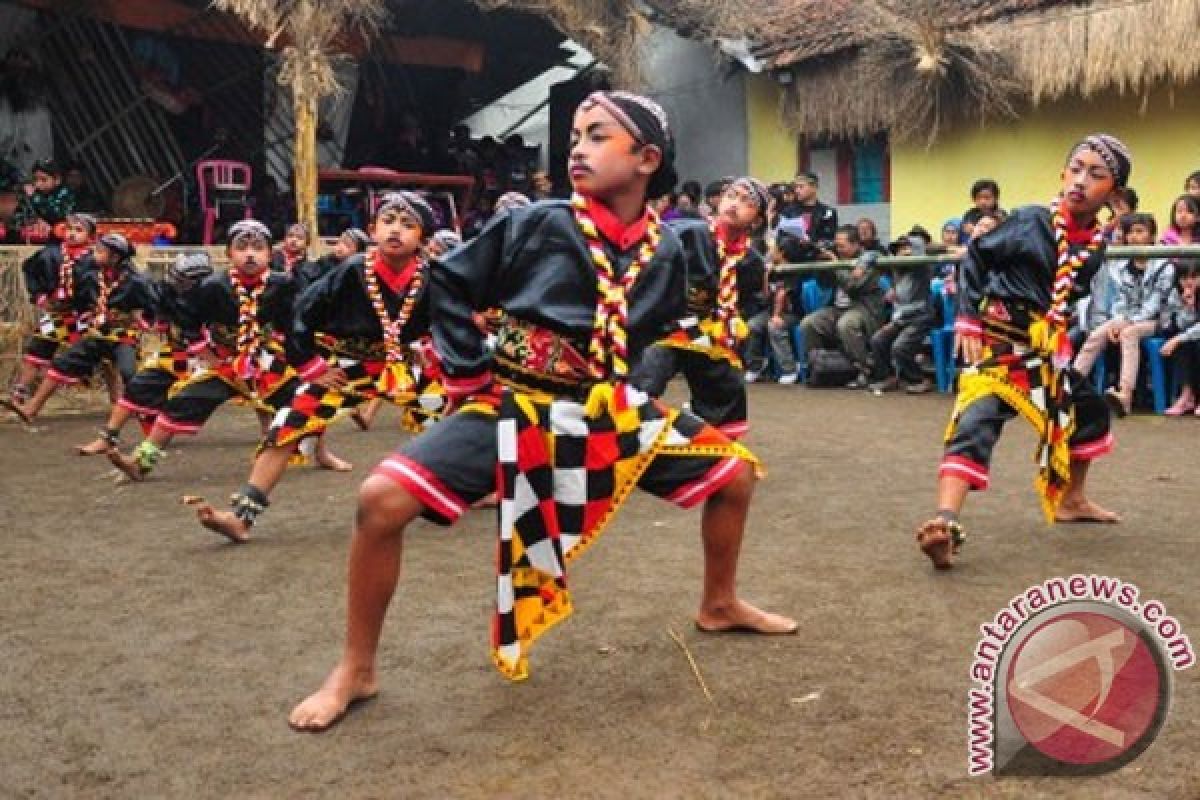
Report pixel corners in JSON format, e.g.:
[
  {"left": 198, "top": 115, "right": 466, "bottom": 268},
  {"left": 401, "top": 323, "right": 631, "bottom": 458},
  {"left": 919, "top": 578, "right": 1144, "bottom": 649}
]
[{"left": 659, "top": 169, "right": 1200, "bottom": 418}]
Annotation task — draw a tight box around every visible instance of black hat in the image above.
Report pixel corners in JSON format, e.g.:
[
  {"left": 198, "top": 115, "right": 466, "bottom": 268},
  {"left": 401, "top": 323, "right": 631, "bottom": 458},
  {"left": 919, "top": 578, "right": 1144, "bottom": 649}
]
[
  {"left": 97, "top": 232, "right": 135, "bottom": 261},
  {"left": 376, "top": 191, "right": 436, "bottom": 238},
  {"left": 580, "top": 91, "right": 677, "bottom": 199},
  {"left": 65, "top": 212, "right": 97, "bottom": 234},
  {"left": 340, "top": 227, "right": 371, "bottom": 252},
  {"left": 228, "top": 219, "right": 272, "bottom": 245},
  {"left": 32, "top": 158, "right": 61, "bottom": 177}
]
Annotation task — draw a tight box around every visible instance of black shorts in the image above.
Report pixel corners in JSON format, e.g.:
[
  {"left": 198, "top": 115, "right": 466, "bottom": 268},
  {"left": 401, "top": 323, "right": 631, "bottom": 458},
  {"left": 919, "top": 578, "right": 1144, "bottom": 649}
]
[{"left": 372, "top": 406, "right": 747, "bottom": 525}]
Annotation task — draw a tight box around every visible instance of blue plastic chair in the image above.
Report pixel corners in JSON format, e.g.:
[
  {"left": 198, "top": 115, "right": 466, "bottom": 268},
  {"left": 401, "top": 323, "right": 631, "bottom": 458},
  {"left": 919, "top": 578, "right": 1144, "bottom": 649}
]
[
  {"left": 1141, "top": 336, "right": 1177, "bottom": 414},
  {"left": 929, "top": 280, "right": 957, "bottom": 393},
  {"left": 1090, "top": 337, "right": 1176, "bottom": 413}
]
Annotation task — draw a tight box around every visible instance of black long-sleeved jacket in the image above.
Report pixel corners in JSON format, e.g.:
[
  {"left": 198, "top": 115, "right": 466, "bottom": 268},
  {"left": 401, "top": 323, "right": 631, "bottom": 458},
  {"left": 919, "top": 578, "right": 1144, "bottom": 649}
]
[
  {"left": 431, "top": 199, "right": 689, "bottom": 395},
  {"left": 957, "top": 205, "right": 1107, "bottom": 328},
  {"left": 669, "top": 218, "right": 768, "bottom": 319},
  {"left": 289, "top": 254, "right": 430, "bottom": 372}
]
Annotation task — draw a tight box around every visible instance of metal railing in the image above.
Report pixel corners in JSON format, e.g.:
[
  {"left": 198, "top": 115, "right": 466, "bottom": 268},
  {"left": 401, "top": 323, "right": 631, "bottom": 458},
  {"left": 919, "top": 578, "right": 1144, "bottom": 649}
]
[{"left": 770, "top": 245, "right": 1200, "bottom": 275}]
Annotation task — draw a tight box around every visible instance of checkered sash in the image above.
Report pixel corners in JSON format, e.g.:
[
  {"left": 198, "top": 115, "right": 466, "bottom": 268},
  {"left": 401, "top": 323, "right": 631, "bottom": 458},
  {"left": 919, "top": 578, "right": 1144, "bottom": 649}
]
[
  {"left": 661, "top": 314, "right": 746, "bottom": 368},
  {"left": 35, "top": 309, "right": 88, "bottom": 345},
  {"left": 265, "top": 355, "right": 446, "bottom": 448},
  {"left": 491, "top": 381, "right": 758, "bottom": 681},
  {"left": 946, "top": 326, "right": 1074, "bottom": 524},
  {"left": 172, "top": 337, "right": 294, "bottom": 410}
]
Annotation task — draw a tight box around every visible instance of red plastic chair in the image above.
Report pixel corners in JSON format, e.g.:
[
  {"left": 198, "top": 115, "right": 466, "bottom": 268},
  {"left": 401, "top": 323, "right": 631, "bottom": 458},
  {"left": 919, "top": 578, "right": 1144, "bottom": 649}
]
[{"left": 196, "top": 160, "right": 253, "bottom": 244}]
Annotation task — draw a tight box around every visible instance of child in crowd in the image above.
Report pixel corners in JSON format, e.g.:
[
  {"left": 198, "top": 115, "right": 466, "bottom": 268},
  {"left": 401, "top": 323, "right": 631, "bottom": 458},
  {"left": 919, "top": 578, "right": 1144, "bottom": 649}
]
[
  {"left": 1073, "top": 213, "right": 1173, "bottom": 416},
  {"left": 13, "top": 159, "right": 76, "bottom": 240},
  {"left": 1161, "top": 261, "right": 1200, "bottom": 416},
  {"left": 296, "top": 227, "right": 370, "bottom": 293},
  {"left": 960, "top": 179, "right": 1002, "bottom": 238},
  {"left": 1161, "top": 194, "right": 1200, "bottom": 245}
]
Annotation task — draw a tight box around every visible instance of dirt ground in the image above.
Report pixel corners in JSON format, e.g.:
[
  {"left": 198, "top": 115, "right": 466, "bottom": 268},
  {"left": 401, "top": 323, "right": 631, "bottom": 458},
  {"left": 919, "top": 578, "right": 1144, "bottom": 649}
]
[{"left": 2, "top": 384, "right": 1198, "bottom": 799}]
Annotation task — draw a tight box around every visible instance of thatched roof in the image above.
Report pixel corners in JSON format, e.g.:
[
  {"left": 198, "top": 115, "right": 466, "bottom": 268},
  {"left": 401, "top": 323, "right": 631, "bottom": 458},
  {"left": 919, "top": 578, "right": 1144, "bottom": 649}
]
[{"left": 744, "top": 0, "right": 1200, "bottom": 141}]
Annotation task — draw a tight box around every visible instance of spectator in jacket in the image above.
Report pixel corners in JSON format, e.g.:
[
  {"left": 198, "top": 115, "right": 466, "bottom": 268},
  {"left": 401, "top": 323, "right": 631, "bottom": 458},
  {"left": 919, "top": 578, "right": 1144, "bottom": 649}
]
[
  {"left": 780, "top": 171, "right": 838, "bottom": 247},
  {"left": 1073, "top": 213, "right": 1173, "bottom": 416},
  {"left": 798, "top": 225, "right": 887, "bottom": 387},
  {"left": 869, "top": 235, "right": 934, "bottom": 393},
  {"left": 1161, "top": 260, "right": 1200, "bottom": 415}
]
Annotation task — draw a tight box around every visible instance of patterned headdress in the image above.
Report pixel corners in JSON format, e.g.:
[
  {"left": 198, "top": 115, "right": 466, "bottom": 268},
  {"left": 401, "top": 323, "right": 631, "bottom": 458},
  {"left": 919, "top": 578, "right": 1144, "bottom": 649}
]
[
  {"left": 1070, "top": 133, "right": 1132, "bottom": 187},
  {"left": 376, "top": 191, "right": 436, "bottom": 238},
  {"left": 228, "top": 219, "right": 272, "bottom": 246},
  {"left": 579, "top": 91, "right": 677, "bottom": 197}
]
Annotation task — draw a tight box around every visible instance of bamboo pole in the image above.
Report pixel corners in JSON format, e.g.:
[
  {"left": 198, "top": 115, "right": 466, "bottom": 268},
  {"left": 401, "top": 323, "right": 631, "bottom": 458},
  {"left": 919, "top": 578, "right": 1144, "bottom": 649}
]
[
  {"left": 294, "top": 89, "right": 319, "bottom": 253},
  {"left": 770, "top": 245, "right": 1200, "bottom": 275}
]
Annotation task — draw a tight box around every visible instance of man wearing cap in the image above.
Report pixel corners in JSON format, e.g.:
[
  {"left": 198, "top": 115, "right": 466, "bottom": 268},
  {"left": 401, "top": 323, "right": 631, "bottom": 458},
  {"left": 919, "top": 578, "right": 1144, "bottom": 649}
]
[
  {"left": 289, "top": 90, "right": 796, "bottom": 733},
  {"left": 4, "top": 233, "right": 157, "bottom": 424},
  {"left": 630, "top": 176, "right": 770, "bottom": 438}
]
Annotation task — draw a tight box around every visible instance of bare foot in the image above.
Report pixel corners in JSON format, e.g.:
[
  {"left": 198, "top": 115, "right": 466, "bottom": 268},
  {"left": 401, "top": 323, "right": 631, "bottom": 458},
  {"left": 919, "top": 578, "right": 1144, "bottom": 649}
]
[
  {"left": 695, "top": 598, "right": 797, "bottom": 635},
  {"left": 916, "top": 518, "right": 961, "bottom": 569},
  {"left": 195, "top": 504, "right": 252, "bottom": 543},
  {"left": 76, "top": 436, "right": 114, "bottom": 456},
  {"left": 107, "top": 448, "right": 147, "bottom": 482},
  {"left": 288, "top": 664, "right": 379, "bottom": 732},
  {"left": 316, "top": 448, "right": 353, "bottom": 472},
  {"left": 1056, "top": 498, "right": 1121, "bottom": 524},
  {"left": 471, "top": 491, "right": 497, "bottom": 509},
  {"left": 0, "top": 397, "right": 32, "bottom": 425}
]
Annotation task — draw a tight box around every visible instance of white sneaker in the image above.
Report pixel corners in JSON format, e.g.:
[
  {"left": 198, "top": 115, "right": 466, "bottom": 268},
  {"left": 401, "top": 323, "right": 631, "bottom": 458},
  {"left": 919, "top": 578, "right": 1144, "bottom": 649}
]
[
  {"left": 744, "top": 370, "right": 760, "bottom": 384},
  {"left": 778, "top": 371, "right": 799, "bottom": 385}
]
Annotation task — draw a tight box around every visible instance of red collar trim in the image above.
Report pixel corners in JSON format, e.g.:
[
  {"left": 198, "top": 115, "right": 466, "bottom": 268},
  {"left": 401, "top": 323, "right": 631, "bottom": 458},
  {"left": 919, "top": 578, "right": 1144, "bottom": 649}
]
[
  {"left": 373, "top": 251, "right": 419, "bottom": 294},
  {"left": 585, "top": 196, "right": 649, "bottom": 251},
  {"left": 716, "top": 223, "right": 748, "bottom": 252},
  {"left": 234, "top": 269, "right": 265, "bottom": 290},
  {"left": 1063, "top": 210, "right": 1099, "bottom": 246}
]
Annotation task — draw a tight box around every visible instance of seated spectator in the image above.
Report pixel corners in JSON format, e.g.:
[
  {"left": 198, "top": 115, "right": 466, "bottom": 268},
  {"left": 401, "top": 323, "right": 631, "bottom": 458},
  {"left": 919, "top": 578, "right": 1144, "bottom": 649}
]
[
  {"left": 940, "top": 218, "right": 963, "bottom": 249},
  {"left": 13, "top": 159, "right": 75, "bottom": 239},
  {"left": 856, "top": 217, "right": 886, "bottom": 254},
  {"left": 680, "top": 179, "right": 703, "bottom": 209},
  {"left": 869, "top": 236, "right": 934, "bottom": 393},
  {"left": 744, "top": 231, "right": 805, "bottom": 384},
  {"left": 960, "top": 178, "right": 1003, "bottom": 239},
  {"left": 64, "top": 163, "right": 103, "bottom": 213},
  {"left": 1161, "top": 260, "right": 1200, "bottom": 415},
  {"left": 1073, "top": 213, "right": 1173, "bottom": 416},
  {"left": 1185, "top": 171, "right": 1200, "bottom": 199},
  {"left": 798, "top": 225, "right": 887, "bottom": 388},
  {"left": 1161, "top": 194, "right": 1199, "bottom": 245}
]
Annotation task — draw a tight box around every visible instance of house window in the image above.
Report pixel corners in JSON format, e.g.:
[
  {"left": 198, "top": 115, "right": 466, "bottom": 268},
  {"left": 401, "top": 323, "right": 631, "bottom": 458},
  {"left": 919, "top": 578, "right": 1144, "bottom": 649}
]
[{"left": 800, "top": 134, "right": 890, "bottom": 205}]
